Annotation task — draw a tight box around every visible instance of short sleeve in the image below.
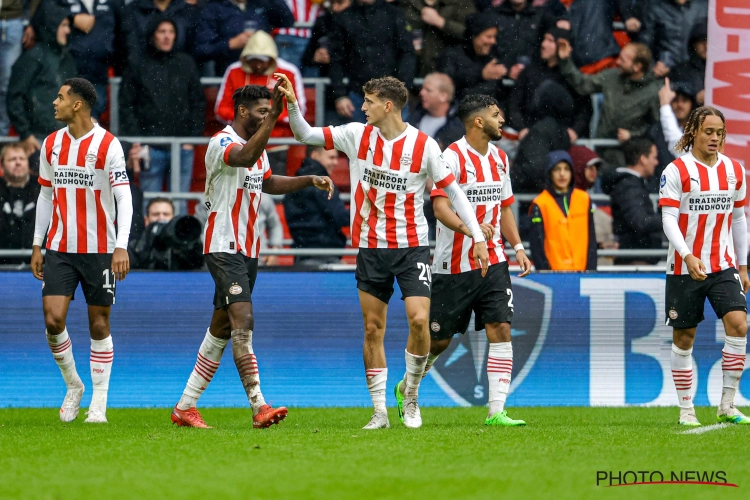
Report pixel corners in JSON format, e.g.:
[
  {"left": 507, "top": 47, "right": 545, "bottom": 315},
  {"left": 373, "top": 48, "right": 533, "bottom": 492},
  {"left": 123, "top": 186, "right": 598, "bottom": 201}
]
[
  {"left": 500, "top": 174, "right": 515, "bottom": 207},
  {"left": 208, "top": 133, "right": 242, "bottom": 173},
  {"left": 262, "top": 151, "right": 272, "bottom": 180},
  {"left": 658, "top": 163, "right": 682, "bottom": 208},
  {"left": 430, "top": 146, "right": 460, "bottom": 199},
  {"left": 733, "top": 162, "right": 746, "bottom": 208},
  {"left": 427, "top": 140, "right": 456, "bottom": 189},
  {"left": 38, "top": 137, "right": 53, "bottom": 187},
  {"left": 108, "top": 140, "right": 129, "bottom": 187},
  {"left": 324, "top": 122, "right": 366, "bottom": 157}
]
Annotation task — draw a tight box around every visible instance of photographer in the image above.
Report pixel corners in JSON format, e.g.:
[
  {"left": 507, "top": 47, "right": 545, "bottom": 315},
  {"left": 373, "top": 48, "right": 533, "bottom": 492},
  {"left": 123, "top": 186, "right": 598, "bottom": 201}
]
[{"left": 129, "top": 197, "right": 204, "bottom": 270}]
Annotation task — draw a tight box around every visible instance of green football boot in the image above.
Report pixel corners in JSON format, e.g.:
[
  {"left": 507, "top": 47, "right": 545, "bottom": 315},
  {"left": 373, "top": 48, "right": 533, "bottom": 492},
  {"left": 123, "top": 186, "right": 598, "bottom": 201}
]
[
  {"left": 717, "top": 405, "right": 750, "bottom": 424},
  {"left": 485, "top": 410, "right": 526, "bottom": 427},
  {"left": 394, "top": 380, "right": 405, "bottom": 423}
]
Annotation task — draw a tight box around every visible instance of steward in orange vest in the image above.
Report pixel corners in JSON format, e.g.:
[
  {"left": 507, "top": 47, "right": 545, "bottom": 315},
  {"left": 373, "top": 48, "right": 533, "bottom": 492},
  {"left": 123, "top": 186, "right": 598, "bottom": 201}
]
[{"left": 528, "top": 150, "right": 597, "bottom": 271}]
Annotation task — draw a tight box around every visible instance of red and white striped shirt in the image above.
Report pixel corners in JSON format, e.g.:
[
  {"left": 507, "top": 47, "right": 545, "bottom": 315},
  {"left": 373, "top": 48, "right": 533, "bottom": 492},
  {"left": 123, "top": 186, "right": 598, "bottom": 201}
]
[
  {"left": 658, "top": 152, "right": 746, "bottom": 275},
  {"left": 274, "top": 0, "right": 320, "bottom": 38},
  {"left": 432, "top": 138, "right": 514, "bottom": 274},
  {"left": 203, "top": 125, "right": 272, "bottom": 257},
  {"left": 38, "top": 125, "right": 128, "bottom": 254},
  {"left": 323, "top": 122, "right": 455, "bottom": 248}
]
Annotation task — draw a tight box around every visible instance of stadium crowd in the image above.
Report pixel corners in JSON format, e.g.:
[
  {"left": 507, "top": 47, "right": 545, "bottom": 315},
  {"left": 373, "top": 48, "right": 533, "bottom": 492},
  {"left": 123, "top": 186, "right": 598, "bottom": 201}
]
[{"left": 0, "top": 0, "right": 711, "bottom": 269}]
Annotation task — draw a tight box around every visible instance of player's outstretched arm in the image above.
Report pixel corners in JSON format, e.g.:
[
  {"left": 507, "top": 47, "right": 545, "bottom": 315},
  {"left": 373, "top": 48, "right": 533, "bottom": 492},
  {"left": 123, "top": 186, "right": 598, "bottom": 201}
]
[
  {"left": 31, "top": 185, "right": 54, "bottom": 280},
  {"left": 274, "top": 73, "right": 327, "bottom": 146},
  {"left": 226, "top": 81, "right": 286, "bottom": 168},
  {"left": 441, "top": 181, "right": 489, "bottom": 276},
  {"left": 263, "top": 174, "right": 335, "bottom": 199},
  {"left": 731, "top": 206, "right": 749, "bottom": 292},
  {"left": 500, "top": 206, "right": 531, "bottom": 277},
  {"left": 662, "top": 206, "right": 706, "bottom": 281}
]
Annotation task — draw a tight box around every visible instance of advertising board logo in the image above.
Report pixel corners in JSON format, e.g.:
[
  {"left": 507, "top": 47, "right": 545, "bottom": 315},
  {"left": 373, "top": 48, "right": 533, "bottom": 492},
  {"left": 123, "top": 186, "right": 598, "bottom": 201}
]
[{"left": 429, "top": 279, "right": 551, "bottom": 405}]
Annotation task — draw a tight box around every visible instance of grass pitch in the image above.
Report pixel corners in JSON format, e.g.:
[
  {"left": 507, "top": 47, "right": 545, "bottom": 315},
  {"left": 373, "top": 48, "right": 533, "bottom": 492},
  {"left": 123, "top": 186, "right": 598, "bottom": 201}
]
[{"left": 0, "top": 407, "right": 748, "bottom": 500}]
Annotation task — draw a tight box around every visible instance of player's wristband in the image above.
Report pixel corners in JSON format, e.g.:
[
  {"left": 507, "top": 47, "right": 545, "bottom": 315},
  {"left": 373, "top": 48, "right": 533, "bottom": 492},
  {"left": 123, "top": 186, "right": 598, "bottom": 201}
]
[{"left": 513, "top": 244, "right": 525, "bottom": 253}]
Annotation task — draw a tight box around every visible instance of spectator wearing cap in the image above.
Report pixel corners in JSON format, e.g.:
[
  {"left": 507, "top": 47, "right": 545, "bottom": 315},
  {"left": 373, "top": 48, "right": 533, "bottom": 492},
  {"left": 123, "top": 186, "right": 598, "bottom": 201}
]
[
  {"left": 647, "top": 77, "right": 695, "bottom": 192},
  {"left": 119, "top": 16, "right": 205, "bottom": 211},
  {"left": 508, "top": 26, "right": 591, "bottom": 145},
  {"left": 640, "top": 0, "right": 708, "bottom": 78},
  {"left": 601, "top": 137, "right": 662, "bottom": 265},
  {"left": 557, "top": 39, "right": 661, "bottom": 146},
  {"left": 568, "top": 145, "right": 603, "bottom": 192},
  {"left": 408, "top": 73, "right": 464, "bottom": 150},
  {"left": 436, "top": 11, "right": 507, "bottom": 102},
  {"left": 401, "top": 0, "right": 475, "bottom": 76},
  {"left": 669, "top": 21, "right": 707, "bottom": 105},
  {"left": 329, "top": 0, "right": 416, "bottom": 123},
  {"left": 0, "top": 143, "right": 39, "bottom": 264},
  {"left": 528, "top": 150, "right": 597, "bottom": 271},
  {"left": 215, "top": 30, "right": 305, "bottom": 138},
  {"left": 194, "top": 0, "right": 294, "bottom": 76}
]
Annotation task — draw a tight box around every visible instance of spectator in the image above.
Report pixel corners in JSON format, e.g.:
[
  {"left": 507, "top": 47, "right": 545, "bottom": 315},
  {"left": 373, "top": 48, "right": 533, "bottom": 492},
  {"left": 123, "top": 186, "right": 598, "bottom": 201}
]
[
  {"left": 274, "top": 0, "right": 321, "bottom": 71},
  {"left": 122, "top": 0, "right": 201, "bottom": 61},
  {"left": 408, "top": 73, "right": 463, "bottom": 150},
  {"left": 493, "top": 0, "right": 559, "bottom": 79},
  {"left": 129, "top": 197, "right": 204, "bottom": 269},
  {"left": 215, "top": 30, "right": 305, "bottom": 139},
  {"left": 546, "top": 0, "right": 623, "bottom": 74},
  {"left": 0, "top": 144, "right": 39, "bottom": 264},
  {"left": 601, "top": 137, "right": 662, "bottom": 265},
  {"left": 558, "top": 40, "right": 660, "bottom": 144},
  {"left": 508, "top": 27, "right": 591, "bottom": 144},
  {"left": 647, "top": 77, "right": 694, "bottom": 192},
  {"left": 568, "top": 144, "right": 603, "bottom": 192},
  {"left": 528, "top": 150, "right": 597, "bottom": 271},
  {"left": 401, "top": 0, "right": 475, "bottom": 76},
  {"left": 301, "top": 0, "right": 351, "bottom": 77},
  {"left": 194, "top": 0, "right": 294, "bottom": 76},
  {"left": 119, "top": 16, "right": 205, "bottom": 211},
  {"left": 258, "top": 195, "right": 283, "bottom": 266},
  {"left": 7, "top": 2, "right": 76, "bottom": 169},
  {"left": 436, "top": 11, "right": 506, "bottom": 103},
  {"left": 44, "top": 0, "right": 124, "bottom": 118},
  {"left": 640, "top": 0, "right": 708, "bottom": 78},
  {"left": 669, "top": 21, "right": 706, "bottom": 105},
  {"left": 0, "top": 0, "right": 36, "bottom": 136},
  {"left": 283, "top": 145, "right": 349, "bottom": 265},
  {"left": 329, "top": 0, "right": 416, "bottom": 122}
]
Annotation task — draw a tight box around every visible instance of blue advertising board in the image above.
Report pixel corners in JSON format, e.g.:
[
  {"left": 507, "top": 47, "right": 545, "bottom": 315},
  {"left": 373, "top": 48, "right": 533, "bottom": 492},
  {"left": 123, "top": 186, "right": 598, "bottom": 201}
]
[{"left": 0, "top": 271, "right": 748, "bottom": 407}]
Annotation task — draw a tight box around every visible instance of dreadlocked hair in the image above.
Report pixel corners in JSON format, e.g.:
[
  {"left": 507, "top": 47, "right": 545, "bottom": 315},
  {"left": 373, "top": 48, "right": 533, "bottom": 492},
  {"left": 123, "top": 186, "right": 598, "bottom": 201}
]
[
  {"left": 674, "top": 106, "right": 726, "bottom": 154},
  {"left": 233, "top": 85, "right": 272, "bottom": 115}
]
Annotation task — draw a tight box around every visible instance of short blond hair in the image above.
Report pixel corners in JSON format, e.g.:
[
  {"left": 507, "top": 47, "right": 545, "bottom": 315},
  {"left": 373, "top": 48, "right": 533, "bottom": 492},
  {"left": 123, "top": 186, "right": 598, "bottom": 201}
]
[{"left": 424, "top": 73, "right": 455, "bottom": 102}]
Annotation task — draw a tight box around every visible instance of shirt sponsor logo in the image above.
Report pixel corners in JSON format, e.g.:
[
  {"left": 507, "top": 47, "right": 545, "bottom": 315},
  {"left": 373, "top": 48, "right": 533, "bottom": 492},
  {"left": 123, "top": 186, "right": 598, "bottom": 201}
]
[
  {"left": 362, "top": 167, "right": 408, "bottom": 192},
  {"left": 243, "top": 172, "right": 265, "bottom": 191},
  {"left": 465, "top": 182, "right": 505, "bottom": 204},
  {"left": 54, "top": 167, "right": 95, "bottom": 187},
  {"left": 687, "top": 194, "right": 732, "bottom": 212}
]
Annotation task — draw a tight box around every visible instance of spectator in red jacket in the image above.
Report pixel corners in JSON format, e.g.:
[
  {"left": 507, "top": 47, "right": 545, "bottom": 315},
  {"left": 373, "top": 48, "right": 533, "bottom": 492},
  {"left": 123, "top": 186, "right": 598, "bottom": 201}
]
[{"left": 215, "top": 30, "right": 305, "bottom": 138}]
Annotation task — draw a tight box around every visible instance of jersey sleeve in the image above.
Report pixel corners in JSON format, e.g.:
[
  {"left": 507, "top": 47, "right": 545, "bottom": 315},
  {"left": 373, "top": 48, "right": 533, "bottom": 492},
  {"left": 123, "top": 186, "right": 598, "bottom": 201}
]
[
  {"left": 322, "top": 122, "right": 365, "bottom": 157},
  {"left": 733, "top": 161, "right": 746, "bottom": 208},
  {"left": 38, "top": 137, "right": 53, "bottom": 187},
  {"left": 108, "top": 139, "right": 129, "bottom": 187},
  {"left": 500, "top": 173, "right": 515, "bottom": 207},
  {"left": 262, "top": 151, "right": 272, "bottom": 180},
  {"left": 426, "top": 140, "right": 456, "bottom": 190},
  {"left": 207, "top": 133, "right": 242, "bottom": 173},
  {"left": 430, "top": 146, "right": 460, "bottom": 200},
  {"left": 658, "top": 163, "right": 683, "bottom": 208}
]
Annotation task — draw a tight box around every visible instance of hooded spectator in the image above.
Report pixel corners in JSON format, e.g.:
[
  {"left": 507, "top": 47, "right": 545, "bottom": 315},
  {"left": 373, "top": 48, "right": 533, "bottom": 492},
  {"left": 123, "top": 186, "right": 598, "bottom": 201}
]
[
  {"left": 401, "top": 0, "right": 475, "bottom": 76},
  {"left": 528, "top": 150, "right": 597, "bottom": 271},
  {"left": 122, "top": 0, "right": 201, "bottom": 61},
  {"left": 195, "top": 0, "right": 294, "bottom": 75},
  {"left": 7, "top": 2, "right": 76, "bottom": 169},
  {"left": 568, "top": 144, "right": 603, "bottom": 191}
]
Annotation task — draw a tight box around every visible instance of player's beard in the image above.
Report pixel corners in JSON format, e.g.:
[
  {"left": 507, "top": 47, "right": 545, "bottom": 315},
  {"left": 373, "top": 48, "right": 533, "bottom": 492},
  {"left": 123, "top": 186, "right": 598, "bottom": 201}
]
[{"left": 483, "top": 122, "right": 503, "bottom": 142}]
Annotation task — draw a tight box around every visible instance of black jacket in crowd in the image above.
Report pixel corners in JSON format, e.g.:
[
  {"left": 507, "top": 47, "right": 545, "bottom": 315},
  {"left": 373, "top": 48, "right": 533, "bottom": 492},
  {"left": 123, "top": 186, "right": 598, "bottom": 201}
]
[
  {"left": 119, "top": 15, "right": 205, "bottom": 137},
  {"left": 493, "top": 0, "right": 558, "bottom": 68},
  {"left": 508, "top": 59, "right": 591, "bottom": 138},
  {"left": 407, "top": 104, "right": 464, "bottom": 151},
  {"left": 328, "top": 0, "right": 416, "bottom": 100},
  {"left": 640, "top": 0, "right": 708, "bottom": 69},
  {"left": 601, "top": 168, "right": 663, "bottom": 264},
  {"left": 436, "top": 43, "right": 502, "bottom": 101},
  {"left": 283, "top": 158, "right": 349, "bottom": 250},
  {"left": 511, "top": 117, "right": 570, "bottom": 194},
  {"left": 122, "top": 0, "right": 200, "bottom": 61},
  {"left": 0, "top": 175, "right": 41, "bottom": 265}
]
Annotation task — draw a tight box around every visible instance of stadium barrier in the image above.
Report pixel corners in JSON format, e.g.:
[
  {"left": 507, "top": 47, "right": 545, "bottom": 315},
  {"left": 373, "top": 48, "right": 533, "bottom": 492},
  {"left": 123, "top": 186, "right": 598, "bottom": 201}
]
[{"left": 2, "top": 271, "right": 745, "bottom": 408}]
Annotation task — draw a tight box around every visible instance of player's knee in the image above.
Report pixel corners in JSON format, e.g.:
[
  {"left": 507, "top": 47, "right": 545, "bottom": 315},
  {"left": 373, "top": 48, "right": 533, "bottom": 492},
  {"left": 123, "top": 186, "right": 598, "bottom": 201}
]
[
  {"left": 363, "top": 318, "right": 385, "bottom": 342},
  {"left": 406, "top": 310, "right": 429, "bottom": 331},
  {"left": 89, "top": 316, "right": 110, "bottom": 338},
  {"left": 44, "top": 312, "right": 66, "bottom": 335},
  {"left": 727, "top": 319, "right": 747, "bottom": 337}
]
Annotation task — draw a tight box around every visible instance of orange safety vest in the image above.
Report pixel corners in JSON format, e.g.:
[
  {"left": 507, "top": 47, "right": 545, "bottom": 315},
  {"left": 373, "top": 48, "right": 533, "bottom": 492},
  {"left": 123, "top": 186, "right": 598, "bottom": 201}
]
[{"left": 532, "top": 188, "right": 591, "bottom": 271}]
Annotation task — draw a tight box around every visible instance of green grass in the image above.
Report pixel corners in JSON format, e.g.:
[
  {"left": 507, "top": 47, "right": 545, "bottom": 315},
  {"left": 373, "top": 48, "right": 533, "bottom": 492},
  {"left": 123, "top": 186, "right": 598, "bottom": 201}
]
[{"left": 0, "top": 407, "right": 748, "bottom": 499}]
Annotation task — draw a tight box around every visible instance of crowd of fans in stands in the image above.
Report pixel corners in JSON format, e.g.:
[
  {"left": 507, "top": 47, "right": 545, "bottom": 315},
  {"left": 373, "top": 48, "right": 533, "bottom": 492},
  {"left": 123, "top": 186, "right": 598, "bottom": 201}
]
[{"left": 0, "top": 0, "right": 711, "bottom": 269}]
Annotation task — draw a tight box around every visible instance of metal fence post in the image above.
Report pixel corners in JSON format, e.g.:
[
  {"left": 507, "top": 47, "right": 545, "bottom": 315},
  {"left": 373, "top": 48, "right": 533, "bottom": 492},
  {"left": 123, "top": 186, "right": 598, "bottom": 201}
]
[
  {"left": 109, "top": 77, "right": 121, "bottom": 134},
  {"left": 315, "top": 79, "right": 326, "bottom": 127},
  {"left": 171, "top": 140, "right": 182, "bottom": 214}
]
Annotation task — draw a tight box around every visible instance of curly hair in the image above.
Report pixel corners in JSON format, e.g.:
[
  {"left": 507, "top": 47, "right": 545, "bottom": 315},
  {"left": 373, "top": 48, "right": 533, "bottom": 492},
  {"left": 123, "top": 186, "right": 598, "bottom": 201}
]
[
  {"left": 362, "top": 77, "right": 409, "bottom": 110},
  {"left": 674, "top": 106, "right": 726, "bottom": 154},
  {"left": 232, "top": 85, "right": 272, "bottom": 115}
]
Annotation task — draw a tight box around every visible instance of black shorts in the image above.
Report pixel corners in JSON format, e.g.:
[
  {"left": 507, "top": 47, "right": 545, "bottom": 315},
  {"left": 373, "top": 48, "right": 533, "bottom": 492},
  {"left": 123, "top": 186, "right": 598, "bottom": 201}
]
[
  {"left": 205, "top": 252, "right": 259, "bottom": 309},
  {"left": 665, "top": 268, "right": 747, "bottom": 329},
  {"left": 355, "top": 247, "right": 432, "bottom": 303},
  {"left": 42, "top": 250, "right": 116, "bottom": 306},
  {"left": 429, "top": 262, "right": 513, "bottom": 340}
]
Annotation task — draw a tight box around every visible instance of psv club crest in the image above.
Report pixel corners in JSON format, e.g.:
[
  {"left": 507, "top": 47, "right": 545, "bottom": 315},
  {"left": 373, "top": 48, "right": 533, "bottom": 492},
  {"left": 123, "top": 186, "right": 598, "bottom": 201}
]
[{"left": 429, "top": 279, "right": 551, "bottom": 406}]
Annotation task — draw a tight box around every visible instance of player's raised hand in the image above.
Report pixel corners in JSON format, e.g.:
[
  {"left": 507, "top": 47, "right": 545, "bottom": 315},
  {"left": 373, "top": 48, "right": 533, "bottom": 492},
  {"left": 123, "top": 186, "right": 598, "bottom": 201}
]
[
  {"left": 515, "top": 249, "right": 531, "bottom": 277},
  {"left": 273, "top": 73, "right": 297, "bottom": 104},
  {"left": 112, "top": 248, "right": 130, "bottom": 281},
  {"left": 474, "top": 241, "right": 490, "bottom": 277},
  {"left": 684, "top": 254, "right": 707, "bottom": 281},
  {"left": 479, "top": 223, "right": 495, "bottom": 241},
  {"left": 30, "top": 246, "right": 44, "bottom": 281},
  {"left": 271, "top": 79, "right": 285, "bottom": 116},
  {"left": 313, "top": 175, "right": 335, "bottom": 200}
]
